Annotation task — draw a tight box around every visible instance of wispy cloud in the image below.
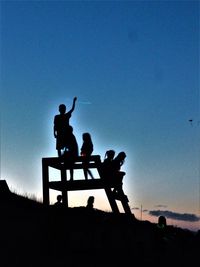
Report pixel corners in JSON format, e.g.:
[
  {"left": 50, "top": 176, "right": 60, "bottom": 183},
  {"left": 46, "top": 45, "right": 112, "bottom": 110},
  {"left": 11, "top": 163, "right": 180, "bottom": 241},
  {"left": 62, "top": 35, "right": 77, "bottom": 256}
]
[
  {"left": 78, "top": 101, "right": 92, "bottom": 105},
  {"left": 149, "top": 210, "right": 200, "bottom": 222},
  {"left": 131, "top": 207, "right": 140, "bottom": 210},
  {"left": 65, "top": 98, "right": 91, "bottom": 105},
  {"left": 143, "top": 209, "right": 149, "bottom": 213},
  {"left": 154, "top": 204, "right": 168, "bottom": 208}
]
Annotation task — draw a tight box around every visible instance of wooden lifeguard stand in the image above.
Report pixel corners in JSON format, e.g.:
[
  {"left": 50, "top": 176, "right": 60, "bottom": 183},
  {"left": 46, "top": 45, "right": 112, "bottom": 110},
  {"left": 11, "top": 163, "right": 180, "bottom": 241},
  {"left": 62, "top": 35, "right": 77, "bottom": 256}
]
[{"left": 42, "top": 155, "right": 131, "bottom": 214}]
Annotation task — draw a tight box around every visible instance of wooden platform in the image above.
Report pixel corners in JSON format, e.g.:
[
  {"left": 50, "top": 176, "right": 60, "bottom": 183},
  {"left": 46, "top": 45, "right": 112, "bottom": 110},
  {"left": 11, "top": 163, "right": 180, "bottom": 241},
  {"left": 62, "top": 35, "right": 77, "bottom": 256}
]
[
  {"left": 42, "top": 155, "right": 131, "bottom": 214},
  {"left": 49, "top": 179, "right": 116, "bottom": 191}
]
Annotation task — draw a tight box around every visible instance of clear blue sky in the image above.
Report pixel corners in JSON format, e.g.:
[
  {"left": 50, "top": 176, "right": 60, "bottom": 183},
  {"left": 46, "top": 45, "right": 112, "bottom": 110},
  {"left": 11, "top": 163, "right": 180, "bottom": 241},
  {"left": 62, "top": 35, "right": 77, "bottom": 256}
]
[{"left": 1, "top": 1, "right": 199, "bottom": 231}]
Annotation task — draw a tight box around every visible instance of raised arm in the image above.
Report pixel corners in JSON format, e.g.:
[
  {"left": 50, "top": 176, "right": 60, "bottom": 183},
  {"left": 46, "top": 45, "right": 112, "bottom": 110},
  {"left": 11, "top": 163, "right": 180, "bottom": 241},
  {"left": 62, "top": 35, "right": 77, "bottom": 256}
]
[{"left": 68, "top": 97, "right": 77, "bottom": 114}]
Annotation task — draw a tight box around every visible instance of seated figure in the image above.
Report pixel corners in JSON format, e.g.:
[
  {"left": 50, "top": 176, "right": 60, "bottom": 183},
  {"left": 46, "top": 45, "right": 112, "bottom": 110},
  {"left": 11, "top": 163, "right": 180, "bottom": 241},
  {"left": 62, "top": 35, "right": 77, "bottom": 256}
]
[
  {"left": 111, "top": 151, "right": 126, "bottom": 195},
  {"left": 101, "top": 150, "right": 115, "bottom": 181}
]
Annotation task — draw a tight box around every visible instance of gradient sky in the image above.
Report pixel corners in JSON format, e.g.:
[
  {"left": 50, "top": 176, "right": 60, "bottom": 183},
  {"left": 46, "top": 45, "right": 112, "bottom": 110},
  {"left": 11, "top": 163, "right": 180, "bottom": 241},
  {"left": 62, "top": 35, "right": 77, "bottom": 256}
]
[{"left": 1, "top": 0, "right": 199, "bottom": 231}]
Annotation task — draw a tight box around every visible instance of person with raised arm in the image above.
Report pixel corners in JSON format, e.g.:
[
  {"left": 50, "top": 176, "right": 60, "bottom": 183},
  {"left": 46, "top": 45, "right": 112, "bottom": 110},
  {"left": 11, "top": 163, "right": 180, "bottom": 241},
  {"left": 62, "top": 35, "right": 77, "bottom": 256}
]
[{"left": 54, "top": 97, "right": 77, "bottom": 157}]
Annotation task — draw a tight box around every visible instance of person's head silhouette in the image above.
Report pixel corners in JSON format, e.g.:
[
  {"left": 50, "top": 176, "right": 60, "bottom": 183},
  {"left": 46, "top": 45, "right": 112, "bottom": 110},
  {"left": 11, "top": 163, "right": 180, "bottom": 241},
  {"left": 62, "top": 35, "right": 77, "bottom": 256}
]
[
  {"left": 54, "top": 194, "right": 63, "bottom": 206},
  {"left": 117, "top": 151, "right": 126, "bottom": 161},
  {"left": 82, "top": 132, "right": 92, "bottom": 142},
  {"left": 59, "top": 104, "right": 66, "bottom": 114},
  {"left": 105, "top": 150, "right": 115, "bottom": 160},
  {"left": 158, "top": 215, "right": 167, "bottom": 228},
  {"left": 57, "top": 194, "right": 62, "bottom": 202}
]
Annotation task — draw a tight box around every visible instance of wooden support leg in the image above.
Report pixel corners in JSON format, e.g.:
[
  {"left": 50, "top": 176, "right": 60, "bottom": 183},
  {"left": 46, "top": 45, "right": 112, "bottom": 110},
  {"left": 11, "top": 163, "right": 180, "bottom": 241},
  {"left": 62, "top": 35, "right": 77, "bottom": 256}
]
[
  {"left": 42, "top": 158, "right": 49, "bottom": 206},
  {"left": 104, "top": 187, "right": 120, "bottom": 213},
  {"left": 121, "top": 198, "right": 132, "bottom": 214},
  {"left": 116, "top": 188, "right": 132, "bottom": 214},
  {"left": 61, "top": 168, "right": 68, "bottom": 207}
]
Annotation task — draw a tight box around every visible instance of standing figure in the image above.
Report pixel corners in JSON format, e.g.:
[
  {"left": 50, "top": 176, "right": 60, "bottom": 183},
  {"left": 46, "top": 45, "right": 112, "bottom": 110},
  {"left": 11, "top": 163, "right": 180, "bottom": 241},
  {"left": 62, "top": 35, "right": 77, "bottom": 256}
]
[
  {"left": 54, "top": 97, "right": 77, "bottom": 157},
  {"left": 64, "top": 126, "right": 79, "bottom": 180},
  {"left": 80, "top": 132, "right": 94, "bottom": 179},
  {"left": 112, "top": 151, "right": 126, "bottom": 194}
]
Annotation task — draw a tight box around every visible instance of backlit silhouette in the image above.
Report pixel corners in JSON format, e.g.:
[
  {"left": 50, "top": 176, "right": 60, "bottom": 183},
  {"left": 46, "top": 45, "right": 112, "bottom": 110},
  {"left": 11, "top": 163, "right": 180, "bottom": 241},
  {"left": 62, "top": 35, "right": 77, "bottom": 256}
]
[
  {"left": 112, "top": 151, "right": 126, "bottom": 196},
  {"left": 86, "top": 195, "right": 95, "bottom": 209},
  {"left": 54, "top": 194, "right": 63, "bottom": 206},
  {"left": 80, "top": 132, "right": 94, "bottom": 179},
  {"left": 54, "top": 97, "right": 77, "bottom": 157},
  {"left": 44, "top": 105, "right": 132, "bottom": 214},
  {"left": 63, "top": 125, "right": 79, "bottom": 180},
  {"left": 101, "top": 149, "right": 115, "bottom": 181}
]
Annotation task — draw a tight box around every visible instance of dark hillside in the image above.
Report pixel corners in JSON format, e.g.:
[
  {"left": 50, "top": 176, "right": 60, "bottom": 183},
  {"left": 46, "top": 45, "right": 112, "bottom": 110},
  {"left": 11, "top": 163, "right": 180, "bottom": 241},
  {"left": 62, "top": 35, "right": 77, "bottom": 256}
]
[{"left": 0, "top": 181, "right": 199, "bottom": 267}]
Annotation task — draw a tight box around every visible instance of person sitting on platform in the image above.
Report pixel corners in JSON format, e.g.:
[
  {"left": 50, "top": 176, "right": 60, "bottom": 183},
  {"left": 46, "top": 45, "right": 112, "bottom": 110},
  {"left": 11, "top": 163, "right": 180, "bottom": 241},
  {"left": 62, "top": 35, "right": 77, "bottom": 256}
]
[
  {"left": 101, "top": 149, "right": 115, "bottom": 181},
  {"left": 80, "top": 132, "right": 94, "bottom": 180},
  {"left": 111, "top": 151, "right": 126, "bottom": 196}
]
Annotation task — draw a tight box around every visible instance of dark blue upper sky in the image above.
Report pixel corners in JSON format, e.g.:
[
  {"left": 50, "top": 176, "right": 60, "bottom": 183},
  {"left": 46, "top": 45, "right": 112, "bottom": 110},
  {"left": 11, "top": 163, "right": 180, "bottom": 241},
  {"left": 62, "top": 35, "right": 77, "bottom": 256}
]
[{"left": 1, "top": 1, "right": 199, "bottom": 230}]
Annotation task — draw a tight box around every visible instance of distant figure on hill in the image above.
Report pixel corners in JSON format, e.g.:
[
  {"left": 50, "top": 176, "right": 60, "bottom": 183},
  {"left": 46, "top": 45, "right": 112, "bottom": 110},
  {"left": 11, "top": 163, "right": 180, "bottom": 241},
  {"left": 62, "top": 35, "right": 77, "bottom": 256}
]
[
  {"left": 156, "top": 215, "right": 169, "bottom": 244},
  {"left": 101, "top": 149, "right": 115, "bottom": 181},
  {"left": 80, "top": 132, "right": 94, "bottom": 179},
  {"left": 54, "top": 97, "right": 77, "bottom": 157},
  {"left": 112, "top": 151, "right": 126, "bottom": 196},
  {"left": 157, "top": 215, "right": 167, "bottom": 229},
  {"left": 64, "top": 125, "right": 79, "bottom": 180},
  {"left": 86, "top": 196, "right": 95, "bottom": 209},
  {"left": 154, "top": 215, "right": 170, "bottom": 265},
  {"left": 54, "top": 195, "right": 63, "bottom": 206}
]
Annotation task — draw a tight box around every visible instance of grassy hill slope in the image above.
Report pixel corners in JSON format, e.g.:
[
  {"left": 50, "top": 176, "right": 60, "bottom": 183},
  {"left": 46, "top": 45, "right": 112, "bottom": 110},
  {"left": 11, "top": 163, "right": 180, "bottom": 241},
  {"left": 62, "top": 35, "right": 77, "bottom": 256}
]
[{"left": 0, "top": 182, "right": 199, "bottom": 267}]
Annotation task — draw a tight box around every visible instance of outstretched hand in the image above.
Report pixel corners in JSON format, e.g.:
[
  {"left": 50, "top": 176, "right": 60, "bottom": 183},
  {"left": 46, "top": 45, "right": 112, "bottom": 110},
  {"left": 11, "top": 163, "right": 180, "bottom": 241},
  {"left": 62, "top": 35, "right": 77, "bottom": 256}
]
[{"left": 74, "top": 97, "right": 77, "bottom": 101}]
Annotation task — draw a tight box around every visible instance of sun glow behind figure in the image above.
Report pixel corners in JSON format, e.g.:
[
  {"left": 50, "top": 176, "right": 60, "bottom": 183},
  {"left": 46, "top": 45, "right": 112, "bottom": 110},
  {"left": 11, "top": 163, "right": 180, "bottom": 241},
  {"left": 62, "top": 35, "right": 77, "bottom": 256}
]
[
  {"left": 36, "top": 97, "right": 199, "bottom": 229},
  {"left": 46, "top": 139, "right": 127, "bottom": 211},
  {"left": 42, "top": 102, "right": 131, "bottom": 210}
]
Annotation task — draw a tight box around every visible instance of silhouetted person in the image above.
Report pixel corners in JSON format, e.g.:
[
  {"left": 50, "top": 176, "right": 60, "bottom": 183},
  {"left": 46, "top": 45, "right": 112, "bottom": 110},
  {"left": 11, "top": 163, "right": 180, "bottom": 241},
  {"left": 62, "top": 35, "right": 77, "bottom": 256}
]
[
  {"left": 103, "top": 150, "right": 115, "bottom": 165},
  {"left": 158, "top": 215, "right": 167, "bottom": 228},
  {"left": 86, "top": 196, "right": 95, "bottom": 209},
  {"left": 54, "top": 97, "right": 77, "bottom": 157},
  {"left": 154, "top": 215, "right": 169, "bottom": 266},
  {"left": 112, "top": 151, "right": 126, "bottom": 195},
  {"left": 155, "top": 215, "right": 168, "bottom": 246},
  {"left": 112, "top": 151, "right": 126, "bottom": 172},
  {"left": 101, "top": 149, "right": 115, "bottom": 181},
  {"left": 80, "top": 132, "right": 94, "bottom": 179},
  {"left": 64, "top": 125, "right": 79, "bottom": 180},
  {"left": 54, "top": 195, "right": 63, "bottom": 206}
]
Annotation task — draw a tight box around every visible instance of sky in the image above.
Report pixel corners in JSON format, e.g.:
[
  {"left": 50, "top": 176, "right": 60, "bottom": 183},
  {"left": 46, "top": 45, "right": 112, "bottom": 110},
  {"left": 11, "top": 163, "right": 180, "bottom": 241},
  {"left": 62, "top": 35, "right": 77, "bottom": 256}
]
[{"left": 1, "top": 0, "right": 199, "bottom": 232}]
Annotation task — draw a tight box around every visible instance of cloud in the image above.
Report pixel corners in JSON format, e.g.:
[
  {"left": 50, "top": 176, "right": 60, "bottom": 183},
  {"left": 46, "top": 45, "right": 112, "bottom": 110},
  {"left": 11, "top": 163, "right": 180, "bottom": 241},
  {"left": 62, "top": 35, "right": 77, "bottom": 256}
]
[
  {"left": 131, "top": 207, "right": 149, "bottom": 212},
  {"left": 154, "top": 204, "right": 168, "bottom": 208},
  {"left": 131, "top": 207, "right": 140, "bottom": 210},
  {"left": 142, "top": 209, "right": 149, "bottom": 213},
  {"left": 78, "top": 101, "right": 92, "bottom": 105},
  {"left": 149, "top": 210, "right": 200, "bottom": 222}
]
